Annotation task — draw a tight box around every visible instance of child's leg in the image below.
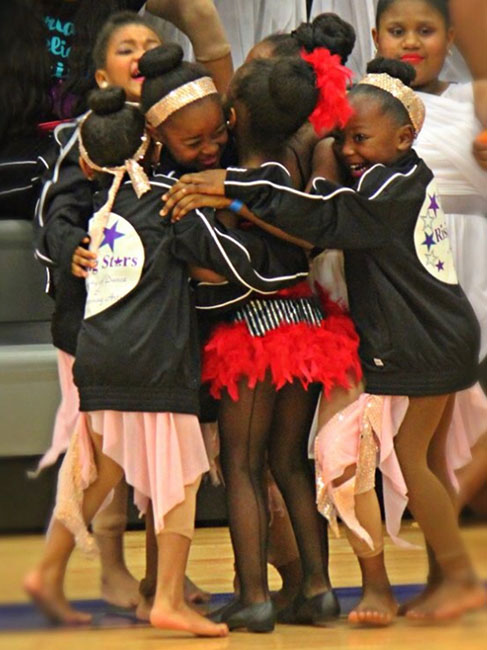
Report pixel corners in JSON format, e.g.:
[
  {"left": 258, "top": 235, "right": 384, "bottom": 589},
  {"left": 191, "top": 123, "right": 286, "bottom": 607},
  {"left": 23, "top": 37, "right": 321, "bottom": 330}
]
[
  {"left": 217, "top": 377, "right": 276, "bottom": 607},
  {"left": 266, "top": 473, "right": 303, "bottom": 610},
  {"left": 137, "top": 499, "right": 210, "bottom": 621},
  {"left": 24, "top": 429, "right": 124, "bottom": 623},
  {"left": 268, "top": 382, "right": 339, "bottom": 622},
  {"left": 91, "top": 478, "right": 139, "bottom": 608},
  {"left": 150, "top": 477, "right": 228, "bottom": 637},
  {"left": 344, "top": 488, "right": 397, "bottom": 626},
  {"left": 394, "top": 395, "right": 486, "bottom": 619}
]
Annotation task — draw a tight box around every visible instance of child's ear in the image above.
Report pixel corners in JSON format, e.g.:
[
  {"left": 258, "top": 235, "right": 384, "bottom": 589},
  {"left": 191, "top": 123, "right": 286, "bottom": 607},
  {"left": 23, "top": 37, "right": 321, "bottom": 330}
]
[
  {"left": 371, "top": 27, "right": 379, "bottom": 50},
  {"left": 95, "top": 68, "right": 109, "bottom": 89},
  {"left": 226, "top": 106, "right": 237, "bottom": 131},
  {"left": 397, "top": 124, "right": 415, "bottom": 151},
  {"left": 79, "top": 156, "right": 95, "bottom": 180}
]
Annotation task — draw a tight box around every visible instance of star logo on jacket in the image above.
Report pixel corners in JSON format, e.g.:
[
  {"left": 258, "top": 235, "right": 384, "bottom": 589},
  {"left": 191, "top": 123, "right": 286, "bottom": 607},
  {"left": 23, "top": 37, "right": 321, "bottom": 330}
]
[
  {"left": 100, "top": 221, "right": 125, "bottom": 251},
  {"left": 85, "top": 212, "right": 145, "bottom": 319},
  {"left": 414, "top": 180, "right": 457, "bottom": 285}
]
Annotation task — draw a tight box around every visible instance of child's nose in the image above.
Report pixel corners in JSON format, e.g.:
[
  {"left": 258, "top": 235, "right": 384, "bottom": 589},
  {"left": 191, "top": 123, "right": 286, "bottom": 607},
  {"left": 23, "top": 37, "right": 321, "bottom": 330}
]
[
  {"left": 402, "top": 29, "right": 421, "bottom": 48},
  {"left": 341, "top": 139, "right": 355, "bottom": 157},
  {"left": 201, "top": 141, "right": 219, "bottom": 156}
]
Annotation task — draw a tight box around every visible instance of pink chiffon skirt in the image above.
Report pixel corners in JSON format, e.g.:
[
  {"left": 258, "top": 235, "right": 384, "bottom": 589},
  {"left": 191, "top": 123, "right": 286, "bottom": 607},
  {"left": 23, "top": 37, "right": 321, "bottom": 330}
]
[
  {"left": 53, "top": 409, "right": 209, "bottom": 555},
  {"left": 33, "top": 350, "right": 80, "bottom": 476},
  {"left": 315, "top": 384, "right": 487, "bottom": 551}
]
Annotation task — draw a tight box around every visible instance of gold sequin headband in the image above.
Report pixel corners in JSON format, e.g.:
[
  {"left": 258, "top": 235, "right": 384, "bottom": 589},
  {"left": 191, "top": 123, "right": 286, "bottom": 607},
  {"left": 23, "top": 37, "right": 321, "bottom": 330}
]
[
  {"left": 79, "top": 112, "right": 151, "bottom": 253},
  {"left": 358, "top": 73, "right": 425, "bottom": 134},
  {"left": 145, "top": 76, "right": 218, "bottom": 128}
]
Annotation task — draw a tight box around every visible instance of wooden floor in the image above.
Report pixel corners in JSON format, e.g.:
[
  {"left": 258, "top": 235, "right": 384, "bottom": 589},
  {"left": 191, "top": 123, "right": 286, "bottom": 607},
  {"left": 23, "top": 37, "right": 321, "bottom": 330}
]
[{"left": 1, "top": 521, "right": 486, "bottom": 650}]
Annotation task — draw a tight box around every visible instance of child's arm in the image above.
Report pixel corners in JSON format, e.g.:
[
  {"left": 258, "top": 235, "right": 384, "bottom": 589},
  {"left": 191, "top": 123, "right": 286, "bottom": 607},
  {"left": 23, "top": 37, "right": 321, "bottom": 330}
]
[
  {"left": 34, "top": 122, "right": 92, "bottom": 273},
  {"left": 169, "top": 209, "right": 310, "bottom": 295}
]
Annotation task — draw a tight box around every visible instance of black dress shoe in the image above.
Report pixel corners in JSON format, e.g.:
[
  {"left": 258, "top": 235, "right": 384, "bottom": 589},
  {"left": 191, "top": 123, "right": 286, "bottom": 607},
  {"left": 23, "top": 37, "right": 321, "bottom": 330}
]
[
  {"left": 209, "top": 599, "right": 275, "bottom": 632},
  {"left": 277, "top": 590, "right": 340, "bottom": 626}
]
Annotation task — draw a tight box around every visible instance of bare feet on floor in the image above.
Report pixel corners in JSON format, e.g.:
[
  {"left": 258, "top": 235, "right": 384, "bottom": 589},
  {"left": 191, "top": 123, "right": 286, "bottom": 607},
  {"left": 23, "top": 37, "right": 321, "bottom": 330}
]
[
  {"left": 405, "top": 578, "right": 487, "bottom": 621},
  {"left": 24, "top": 569, "right": 92, "bottom": 625},
  {"left": 348, "top": 585, "right": 398, "bottom": 626},
  {"left": 398, "top": 577, "right": 441, "bottom": 616},
  {"left": 150, "top": 601, "right": 229, "bottom": 636},
  {"left": 101, "top": 566, "right": 140, "bottom": 609}
]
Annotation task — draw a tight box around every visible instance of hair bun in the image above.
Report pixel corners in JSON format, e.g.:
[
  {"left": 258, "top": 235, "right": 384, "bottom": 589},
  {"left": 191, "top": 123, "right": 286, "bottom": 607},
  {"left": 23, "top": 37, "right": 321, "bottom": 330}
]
[
  {"left": 366, "top": 56, "right": 416, "bottom": 86},
  {"left": 88, "top": 86, "right": 126, "bottom": 115},
  {"left": 139, "top": 43, "right": 184, "bottom": 78}
]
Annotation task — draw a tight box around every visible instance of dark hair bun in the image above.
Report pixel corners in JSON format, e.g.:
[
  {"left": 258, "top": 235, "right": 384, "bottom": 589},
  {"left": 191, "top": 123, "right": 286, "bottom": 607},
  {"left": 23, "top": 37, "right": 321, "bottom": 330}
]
[
  {"left": 88, "top": 86, "right": 126, "bottom": 115},
  {"left": 139, "top": 43, "right": 184, "bottom": 78},
  {"left": 366, "top": 56, "right": 416, "bottom": 86},
  {"left": 294, "top": 12, "right": 356, "bottom": 63}
]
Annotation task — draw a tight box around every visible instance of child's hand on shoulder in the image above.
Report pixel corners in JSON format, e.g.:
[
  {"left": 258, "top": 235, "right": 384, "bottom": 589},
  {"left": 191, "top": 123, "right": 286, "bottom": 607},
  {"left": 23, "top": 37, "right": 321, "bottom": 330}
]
[
  {"left": 473, "top": 130, "right": 487, "bottom": 171},
  {"left": 160, "top": 170, "right": 228, "bottom": 221}
]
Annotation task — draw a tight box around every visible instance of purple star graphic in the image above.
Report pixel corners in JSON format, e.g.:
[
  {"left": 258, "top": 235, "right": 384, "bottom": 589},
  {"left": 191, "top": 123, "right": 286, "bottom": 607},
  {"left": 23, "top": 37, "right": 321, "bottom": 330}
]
[
  {"left": 114, "top": 257, "right": 123, "bottom": 266},
  {"left": 422, "top": 232, "right": 435, "bottom": 250},
  {"left": 100, "top": 221, "right": 124, "bottom": 252},
  {"left": 436, "top": 260, "right": 445, "bottom": 272},
  {"left": 428, "top": 194, "right": 440, "bottom": 217}
]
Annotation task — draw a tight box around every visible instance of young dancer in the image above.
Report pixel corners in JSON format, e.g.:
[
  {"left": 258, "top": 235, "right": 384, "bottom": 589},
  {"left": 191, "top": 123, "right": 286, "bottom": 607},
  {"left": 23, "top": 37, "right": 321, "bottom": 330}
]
[
  {"left": 162, "top": 58, "right": 486, "bottom": 622},
  {"left": 370, "top": 0, "right": 487, "bottom": 617},
  {"left": 164, "top": 49, "right": 360, "bottom": 632},
  {"left": 33, "top": 11, "right": 165, "bottom": 610},
  {"left": 24, "top": 84, "right": 310, "bottom": 634},
  {"left": 373, "top": 0, "right": 487, "bottom": 360}
]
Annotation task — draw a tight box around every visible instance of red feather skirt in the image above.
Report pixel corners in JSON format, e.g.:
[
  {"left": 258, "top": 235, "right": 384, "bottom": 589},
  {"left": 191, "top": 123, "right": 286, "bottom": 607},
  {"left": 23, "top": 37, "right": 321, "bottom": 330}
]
[{"left": 202, "top": 283, "right": 362, "bottom": 402}]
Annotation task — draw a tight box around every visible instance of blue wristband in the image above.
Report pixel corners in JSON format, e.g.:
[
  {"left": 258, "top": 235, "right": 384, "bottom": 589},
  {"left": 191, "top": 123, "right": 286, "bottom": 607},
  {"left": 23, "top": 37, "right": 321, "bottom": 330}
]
[{"left": 228, "top": 199, "right": 243, "bottom": 213}]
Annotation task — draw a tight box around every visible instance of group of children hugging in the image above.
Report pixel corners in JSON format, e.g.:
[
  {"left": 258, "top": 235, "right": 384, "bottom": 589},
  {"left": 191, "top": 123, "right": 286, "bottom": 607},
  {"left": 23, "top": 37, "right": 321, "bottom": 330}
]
[{"left": 24, "top": 0, "right": 487, "bottom": 638}]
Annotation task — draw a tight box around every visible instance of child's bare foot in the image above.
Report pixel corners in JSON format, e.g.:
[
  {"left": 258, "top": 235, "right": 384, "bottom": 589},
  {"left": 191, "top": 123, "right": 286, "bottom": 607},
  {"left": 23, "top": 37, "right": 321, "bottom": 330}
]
[
  {"left": 184, "top": 576, "right": 211, "bottom": 604},
  {"left": 348, "top": 585, "right": 398, "bottom": 626},
  {"left": 150, "top": 600, "right": 229, "bottom": 637},
  {"left": 406, "top": 578, "right": 487, "bottom": 621},
  {"left": 398, "top": 578, "right": 441, "bottom": 616},
  {"left": 24, "top": 570, "right": 92, "bottom": 625},
  {"left": 101, "top": 566, "right": 140, "bottom": 609}
]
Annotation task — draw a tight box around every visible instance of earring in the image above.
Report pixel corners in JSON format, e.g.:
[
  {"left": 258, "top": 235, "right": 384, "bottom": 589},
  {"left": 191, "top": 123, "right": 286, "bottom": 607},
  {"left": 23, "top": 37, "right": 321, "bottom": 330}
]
[
  {"left": 151, "top": 140, "right": 163, "bottom": 164},
  {"left": 101, "top": 81, "right": 108, "bottom": 88}
]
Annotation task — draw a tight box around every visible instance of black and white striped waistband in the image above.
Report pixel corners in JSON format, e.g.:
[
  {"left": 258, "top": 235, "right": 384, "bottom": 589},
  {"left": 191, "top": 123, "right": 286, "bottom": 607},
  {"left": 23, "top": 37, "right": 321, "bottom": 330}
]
[{"left": 232, "top": 296, "right": 325, "bottom": 337}]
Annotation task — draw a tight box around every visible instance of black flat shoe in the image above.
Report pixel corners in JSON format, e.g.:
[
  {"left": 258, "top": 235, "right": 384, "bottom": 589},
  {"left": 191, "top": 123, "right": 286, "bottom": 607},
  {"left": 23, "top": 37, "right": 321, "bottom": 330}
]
[
  {"left": 277, "top": 590, "right": 340, "bottom": 626},
  {"left": 210, "top": 599, "right": 275, "bottom": 633}
]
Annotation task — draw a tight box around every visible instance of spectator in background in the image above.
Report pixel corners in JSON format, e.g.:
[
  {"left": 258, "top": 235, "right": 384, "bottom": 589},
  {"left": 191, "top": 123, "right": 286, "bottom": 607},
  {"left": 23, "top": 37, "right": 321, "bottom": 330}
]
[{"left": 0, "top": 0, "right": 54, "bottom": 220}]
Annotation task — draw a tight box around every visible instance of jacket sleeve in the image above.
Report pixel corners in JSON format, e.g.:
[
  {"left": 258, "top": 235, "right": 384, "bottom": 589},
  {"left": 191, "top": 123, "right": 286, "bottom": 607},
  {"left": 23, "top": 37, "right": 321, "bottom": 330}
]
[
  {"left": 34, "top": 121, "right": 93, "bottom": 273},
  {"left": 224, "top": 162, "right": 421, "bottom": 250},
  {"left": 169, "top": 208, "right": 309, "bottom": 294}
]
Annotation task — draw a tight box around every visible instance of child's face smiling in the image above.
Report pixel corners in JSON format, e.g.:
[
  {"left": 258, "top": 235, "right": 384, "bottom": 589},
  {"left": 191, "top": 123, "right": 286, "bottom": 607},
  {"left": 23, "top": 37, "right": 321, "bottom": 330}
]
[
  {"left": 372, "top": 0, "right": 454, "bottom": 91},
  {"left": 333, "top": 94, "right": 412, "bottom": 179},
  {"left": 158, "top": 96, "right": 228, "bottom": 171}
]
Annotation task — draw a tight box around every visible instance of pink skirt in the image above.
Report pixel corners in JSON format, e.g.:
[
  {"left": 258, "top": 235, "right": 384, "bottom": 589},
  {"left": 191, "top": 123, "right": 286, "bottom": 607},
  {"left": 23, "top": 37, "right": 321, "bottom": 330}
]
[
  {"left": 53, "top": 410, "right": 209, "bottom": 555},
  {"left": 33, "top": 350, "right": 80, "bottom": 476},
  {"left": 315, "top": 384, "right": 487, "bottom": 551}
]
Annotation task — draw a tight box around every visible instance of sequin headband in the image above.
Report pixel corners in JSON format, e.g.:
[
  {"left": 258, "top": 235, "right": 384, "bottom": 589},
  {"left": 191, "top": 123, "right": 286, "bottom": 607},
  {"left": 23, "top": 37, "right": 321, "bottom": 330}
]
[
  {"left": 357, "top": 73, "right": 425, "bottom": 134},
  {"left": 145, "top": 76, "right": 218, "bottom": 127},
  {"left": 78, "top": 110, "right": 151, "bottom": 253}
]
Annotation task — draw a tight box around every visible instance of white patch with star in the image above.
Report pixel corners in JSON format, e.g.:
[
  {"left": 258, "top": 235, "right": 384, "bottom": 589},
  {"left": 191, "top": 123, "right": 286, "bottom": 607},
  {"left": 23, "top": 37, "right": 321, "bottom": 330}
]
[
  {"left": 413, "top": 180, "right": 457, "bottom": 285},
  {"left": 85, "top": 212, "right": 145, "bottom": 318}
]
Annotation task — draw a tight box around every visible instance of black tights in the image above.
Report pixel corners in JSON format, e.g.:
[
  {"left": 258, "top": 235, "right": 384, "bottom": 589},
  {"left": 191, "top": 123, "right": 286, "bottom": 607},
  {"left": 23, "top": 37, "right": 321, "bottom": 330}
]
[{"left": 218, "top": 374, "right": 329, "bottom": 605}]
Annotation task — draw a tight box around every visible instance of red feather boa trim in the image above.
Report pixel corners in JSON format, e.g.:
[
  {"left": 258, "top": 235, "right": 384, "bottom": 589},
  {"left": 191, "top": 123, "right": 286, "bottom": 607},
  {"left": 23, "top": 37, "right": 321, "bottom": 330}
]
[
  {"left": 202, "top": 304, "right": 362, "bottom": 402},
  {"left": 301, "top": 47, "right": 353, "bottom": 136}
]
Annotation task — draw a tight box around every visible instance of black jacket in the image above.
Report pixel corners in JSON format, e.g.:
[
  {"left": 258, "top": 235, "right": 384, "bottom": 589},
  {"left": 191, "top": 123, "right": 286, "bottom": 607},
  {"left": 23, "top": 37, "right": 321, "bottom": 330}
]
[
  {"left": 34, "top": 120, "right": 91, "bottom": 354},
  {"left": 224, "top": 152, "right": 480, "bottom": 396},
  {"left": 68, "top": 178, "right": 308, "bottom": 414}
]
